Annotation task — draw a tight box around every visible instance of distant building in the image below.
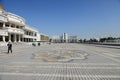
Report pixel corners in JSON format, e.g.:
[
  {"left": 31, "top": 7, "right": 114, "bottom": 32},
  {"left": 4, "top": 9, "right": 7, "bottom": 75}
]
[
  {"left": 61, "top": 33, "right": 68, "bottom": 43},
  {"left": 68, "top": 36, "right": 78, "bottom": 43},
  {"left": 50, "top": 35, "right": 60, "bottom": 43},
  {"left": 51, "top": 33, "right": 78, "bottom": 43},
  {"left": 40, "top": 33, "right": 49, "bottom": 42}
]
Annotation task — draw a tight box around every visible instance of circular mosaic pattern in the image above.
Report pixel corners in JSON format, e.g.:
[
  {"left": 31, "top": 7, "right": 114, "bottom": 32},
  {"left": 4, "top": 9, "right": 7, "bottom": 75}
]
[{"left": 34, "top": 50, "right": 89, "bottom": 62}]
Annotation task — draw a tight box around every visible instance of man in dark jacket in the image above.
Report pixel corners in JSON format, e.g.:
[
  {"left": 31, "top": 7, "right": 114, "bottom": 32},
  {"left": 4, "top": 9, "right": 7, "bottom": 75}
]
[{"left": 7, "top": 42, "right": 12, "bottom": 53}]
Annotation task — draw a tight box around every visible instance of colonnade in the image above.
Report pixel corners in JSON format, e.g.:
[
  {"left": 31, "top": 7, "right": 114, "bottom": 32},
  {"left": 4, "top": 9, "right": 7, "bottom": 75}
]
[
  {"left": 0, "top": 34, "right": 36, "bottom": 42},
  {"left": 8, "top": 33, "right": 21, "bottom": 42}
]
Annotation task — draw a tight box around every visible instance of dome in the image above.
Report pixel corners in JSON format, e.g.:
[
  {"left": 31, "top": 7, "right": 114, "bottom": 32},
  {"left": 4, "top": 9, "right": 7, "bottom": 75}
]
[{"left": 0, "top": 3, "right": 4, "bottom": 10}]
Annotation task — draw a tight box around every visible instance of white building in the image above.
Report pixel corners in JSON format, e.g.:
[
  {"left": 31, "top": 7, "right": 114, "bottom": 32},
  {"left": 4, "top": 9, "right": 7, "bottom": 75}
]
[
  {"left": 61, "top": 33, "right": 68, "bottom": 43},
  {"left": 0, "top": 5, "right": 41, "bottom": 43},
  {"left": 68, "top": 36, "right": 78, "bottom": 43},
  {"left": 51, "top": 35, "right": 61, "bottom": 43}
]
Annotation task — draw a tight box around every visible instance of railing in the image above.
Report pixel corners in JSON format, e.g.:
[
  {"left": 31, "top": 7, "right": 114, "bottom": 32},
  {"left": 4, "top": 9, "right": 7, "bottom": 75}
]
[
  {"left": 0, "top": 29, "right": 8, "bottom": 36},
  {"left": 7, "top": 12, "right": 25, "bottom": 23},
  {"left": 1, "top": 27, "right": 24, "bottom": 34},
  {"left": 24, "top": 25, "right": 38, "bottom": 32},
  {"left": 23, "top": 35, "right": 37, "bottom": 39}
]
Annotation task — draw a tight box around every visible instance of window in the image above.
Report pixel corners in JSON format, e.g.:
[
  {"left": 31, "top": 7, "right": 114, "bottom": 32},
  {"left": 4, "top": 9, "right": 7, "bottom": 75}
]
[{"left": 5, "top": 23, "right": 9, "bottom": 27}]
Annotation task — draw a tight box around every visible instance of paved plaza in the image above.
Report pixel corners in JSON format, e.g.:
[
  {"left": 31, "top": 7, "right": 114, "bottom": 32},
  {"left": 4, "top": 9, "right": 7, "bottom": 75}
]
[{"left": 0, "top": 43, "right": 120, "bottom": 80}]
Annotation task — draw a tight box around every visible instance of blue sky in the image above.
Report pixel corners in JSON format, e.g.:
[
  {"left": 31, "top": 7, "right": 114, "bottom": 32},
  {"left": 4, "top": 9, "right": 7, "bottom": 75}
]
[{"left": 1, "top": 0, "right": 120, "bottom": 39}]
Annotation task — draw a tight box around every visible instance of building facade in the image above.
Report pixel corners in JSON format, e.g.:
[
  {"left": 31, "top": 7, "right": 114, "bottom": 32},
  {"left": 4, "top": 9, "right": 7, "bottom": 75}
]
[
  {"left": 0, "top": 5, "right": 46, "bottom": 43},
  {"left": 40, "top": 33, "right": 49, "bottom": 42}
]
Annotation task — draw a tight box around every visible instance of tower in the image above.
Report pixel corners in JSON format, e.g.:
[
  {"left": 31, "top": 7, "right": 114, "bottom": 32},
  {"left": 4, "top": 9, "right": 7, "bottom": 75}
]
[{"left": 62, "top": 33, "right": 68, "bottom": 43}]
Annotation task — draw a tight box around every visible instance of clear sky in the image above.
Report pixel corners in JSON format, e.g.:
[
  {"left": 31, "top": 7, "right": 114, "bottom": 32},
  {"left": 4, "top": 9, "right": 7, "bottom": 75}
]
[{"left": 1, "top": 0, "right": 120, "bottom": 39}]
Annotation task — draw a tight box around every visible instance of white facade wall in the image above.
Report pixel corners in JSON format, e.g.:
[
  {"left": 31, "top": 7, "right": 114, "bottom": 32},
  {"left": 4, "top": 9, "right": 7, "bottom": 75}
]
[
  {"left": 0, "top": 9, "right": 7, "bottom": 22},
  {"left": 0, "top": 8, "right": 42, "bottom": 43},
  {"left": 36, "top": 33, "right": 40, "bottom": 41}
]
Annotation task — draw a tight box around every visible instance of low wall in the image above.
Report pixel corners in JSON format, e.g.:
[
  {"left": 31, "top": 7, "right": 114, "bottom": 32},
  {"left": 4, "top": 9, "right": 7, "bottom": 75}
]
[{"left": 87, "top": 42, "right": 120, "bottom": 46}]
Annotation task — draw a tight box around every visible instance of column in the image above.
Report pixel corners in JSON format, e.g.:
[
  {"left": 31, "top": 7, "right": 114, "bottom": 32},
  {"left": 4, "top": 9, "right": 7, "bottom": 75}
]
[
  {"left": 9, "top": 23, "right": 11, "bottom": 27},
  {"left": 9, "top": 33, "right": 11, "bottom": 42},
  {"left": 22, "top": 38, "right": 24, "bottom": 42},
  {"left": 14, "top": 34, "right": 16, "bottom": 42},
  {"left": 3, "top": 36, "right": 5, "bottom": 42},
  {"left": 26, "top": 38, "right": 27, "bottom": 42},
  {"left": 18, "top": 35, "right": 21, "bottom": 42},
  {"left": 15, "top": 25, "right": 16, "bottom": 28},
  {"left": 3, "top": 22, "right": 5, "bottom": 28}
]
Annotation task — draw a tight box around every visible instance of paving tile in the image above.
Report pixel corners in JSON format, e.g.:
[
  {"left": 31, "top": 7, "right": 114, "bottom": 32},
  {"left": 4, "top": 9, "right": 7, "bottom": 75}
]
[{"left": 0, "top": 43, "right": 120, "bottom": 80}]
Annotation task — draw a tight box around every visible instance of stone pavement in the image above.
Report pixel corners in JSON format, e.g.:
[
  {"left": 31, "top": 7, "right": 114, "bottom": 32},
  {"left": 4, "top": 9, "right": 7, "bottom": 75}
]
[{"left": 0, "top": 43, "right": 120, "bottom": 80}]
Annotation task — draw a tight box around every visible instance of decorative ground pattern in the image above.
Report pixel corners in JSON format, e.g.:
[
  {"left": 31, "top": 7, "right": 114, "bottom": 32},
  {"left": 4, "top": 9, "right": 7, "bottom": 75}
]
[{"left": 34, "top": 50, "right": 88, "bottom": 62}]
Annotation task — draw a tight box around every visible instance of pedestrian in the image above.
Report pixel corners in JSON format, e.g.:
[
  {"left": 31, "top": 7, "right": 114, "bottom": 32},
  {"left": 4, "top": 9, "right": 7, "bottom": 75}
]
[
  {"left": 38, "top": 43, "right": 41, "bottom": 46},
  {"left": 7, "top": 42, "right": 12, "bottom": 53}
]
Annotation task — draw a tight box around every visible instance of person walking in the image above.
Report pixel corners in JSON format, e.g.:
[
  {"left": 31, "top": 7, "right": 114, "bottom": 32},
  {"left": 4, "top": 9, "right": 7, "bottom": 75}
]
[{"left": 7, "top": 42, "right": 12, "bottom": 53}]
